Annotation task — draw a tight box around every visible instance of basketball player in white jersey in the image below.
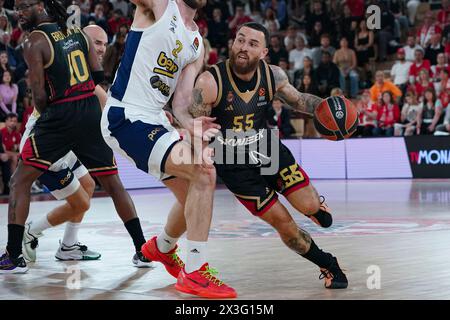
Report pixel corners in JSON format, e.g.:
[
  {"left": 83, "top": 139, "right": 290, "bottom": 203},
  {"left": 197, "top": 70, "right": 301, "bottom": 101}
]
[{"left": 101, "top": 0, "right": 236, "bottom": 298}]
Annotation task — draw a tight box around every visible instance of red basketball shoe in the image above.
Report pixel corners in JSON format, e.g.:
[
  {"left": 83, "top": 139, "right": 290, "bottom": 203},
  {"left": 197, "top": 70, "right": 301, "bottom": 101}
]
[
  {"left": 141, "top": 236, "right": 184, "bottom": 278},
  {"left": 175, "top": 263, "right": 237, "bottom": 299}
]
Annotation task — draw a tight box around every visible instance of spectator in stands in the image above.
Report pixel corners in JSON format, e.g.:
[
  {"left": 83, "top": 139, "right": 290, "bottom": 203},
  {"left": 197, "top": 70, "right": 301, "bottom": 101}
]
[
  {"left": 413, "top": 69, "right": 434, "bottom": 101},
  {"left": 107, "top": 9, "right": 130, "bottom": 38},
  {"left": 316, "top": 51, "right": 340, "bottom": 98},
  {"left": 339, "top": 5, "right": 357, "bottom": 49},
  {"left": 425, "top": 33, "right": 445, "bottom": 66},
  {"left": 355, "top": 90, "right": 377, "bottom": 137},
  {"left": 278, "top": 57, "right": 293, "bottom": 84},
  {"left": 370, "top": 71, "right": 402, "bottom": 104},
  {"left": 306, "top": 0, "right": 330, "bottom": 34},
  {"left": 262, "top": 0, "right": 288, "bottom": 29},
  {"left": 90, "top": 3, "right": 109, "bottom": 33},
  {"left": 228, "top": 2, "right": 252, "bottom": 39},
  {"left": 417, "top": 12, "right": 442, "bottom": 48},
  {"left": 312, "top": 33, "right": 336, "bottom": 68},
  {"left": 288, "top": 35, "right": 312, "bottom": 72},
  {"left": 333, "top": 37, "right": 359, "bottom": 98},
  {"left": 409, "top": 49, "right": 431, "bottom": 84},
  {"left": 103, "top": 32, "right": 126, "bottom": 83},
  {"left": 416, "top": 88, "right": 443, "bottom": 135},
  {"left": 390, "top": 0, "right": 409, "bottom": 42},
  {"left": 266, "top": 96, "right": 295, "bottom": 138},
  {"left": 293, "top": 56, "right": 315, "bottom": 89},
  {"left": 394, "top": 91, "right": 421, "bottom": 136},
  {"left": 298, "top": 74, "right": 319, "bottom": 97},
  {"left": 354, "top": 19, "right": 374, "bottom": 86},
  {"left": 403, "top": 35, "right": 423, "bottom": 62},
  {"left": 0, "top": 50, "right": 10, "bottom": 81},
  {"left": 434, "top": 69, "right": 450, "bottom": 108},
  {"left": 0, "top": 70, "right": 17, "bottom": 121},
  {"left": 0, "top": 12, "right": 11, "bottom": 39},
  {"left": 0, "top": 133, "right": 10, "bottom": 195},
  {"left": 262, "top": 7, "right": 280, "bottom": 32},
  {"left": 110, "top": 0, "right": 129, "bottom": 17},
  {"left": 374, "top": 91, "right": 400, "bottom": 137},
  {"left": 391, "top": 48, "right": 412, "bottom": 95},
  {"left": 377, "top": 2, "right": 397, "bottom": 62},
  {"left": 284, "top": 24, "right": 305, "bottom": 52},
  {"left": 434, "top": 106, "right": 450, "bottom": 135},
  {"left": 309, "top": 21, "right": 325, "bottom": 48},
  {"left": 431, "top": 53, "right": 450, "bottom": 82},
  {"left": 268, "top": 34, "right": 288, "bottom": 66},
  {"left": 1, "top": 113, "right": 20, "bottom": 173},
  {"left": 207, "top": 7, "right": 228, "bottom": 52},
  {"left": 111, "top": 23, "right": 129, "bottom": 44}
]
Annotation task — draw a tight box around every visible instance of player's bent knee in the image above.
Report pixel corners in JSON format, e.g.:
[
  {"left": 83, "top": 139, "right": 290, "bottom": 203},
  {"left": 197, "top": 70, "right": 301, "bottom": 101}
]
[
  {"left": 302, "top": 198, "right": 320, "bottom": 216},
  {"left": 80, "top": 175, "right": 95, "bottom": 197}
]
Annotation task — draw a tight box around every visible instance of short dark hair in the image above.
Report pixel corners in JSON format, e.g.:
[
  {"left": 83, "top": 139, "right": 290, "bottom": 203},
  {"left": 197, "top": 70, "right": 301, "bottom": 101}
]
[
  {"left": 5, "top": 113, "right": 17, "bottom": 120},
  {"left": 237, "top": 22, "right": 270, "bottom": 48}
]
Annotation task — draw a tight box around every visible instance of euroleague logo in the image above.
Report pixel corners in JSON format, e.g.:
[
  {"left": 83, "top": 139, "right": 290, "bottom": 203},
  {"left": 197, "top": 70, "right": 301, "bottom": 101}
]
[{"left": 330, "top": 97, "right": 345, "bottom": 120}]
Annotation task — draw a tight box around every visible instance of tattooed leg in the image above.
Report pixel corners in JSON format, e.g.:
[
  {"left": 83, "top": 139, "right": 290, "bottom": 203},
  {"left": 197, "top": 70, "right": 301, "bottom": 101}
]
[
  {"left": 8, "top": 161, "right": 42, "bottom": 225},
  {"left": 259, "top": 200, "right": 312, "bottom": 254}
]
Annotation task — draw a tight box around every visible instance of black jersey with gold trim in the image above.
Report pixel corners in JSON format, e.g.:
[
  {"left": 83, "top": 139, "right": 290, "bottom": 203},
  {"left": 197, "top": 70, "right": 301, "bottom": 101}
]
[
  {"left": 209, "top": 59, "right": 276, "bottom": 135},
  {"left": 33, "top": 22, "right": 95, "bottom": 104}
]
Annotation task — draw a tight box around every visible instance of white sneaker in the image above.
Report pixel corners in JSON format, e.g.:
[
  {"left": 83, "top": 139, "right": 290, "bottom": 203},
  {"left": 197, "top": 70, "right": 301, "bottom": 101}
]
[
  {"left": 22, "top": 222, "right": 43, "bottom": 262},
  {"left": 132, "top": 251, "right": 154, "bottom": 268},
  {"left": 55, "top": 241, "right": 101, "bottom": 261}
]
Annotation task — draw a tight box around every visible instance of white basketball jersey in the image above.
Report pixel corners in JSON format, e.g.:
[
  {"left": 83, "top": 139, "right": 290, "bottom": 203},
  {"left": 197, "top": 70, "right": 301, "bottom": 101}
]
[{"left": 109, "top": 0, "right": 203, "bottom": 115}]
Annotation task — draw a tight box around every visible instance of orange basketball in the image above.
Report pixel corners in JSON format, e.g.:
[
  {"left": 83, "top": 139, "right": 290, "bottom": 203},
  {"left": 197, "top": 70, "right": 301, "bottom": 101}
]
[{"left": 313, "top": 96, "right": 359, "bottom": 141}]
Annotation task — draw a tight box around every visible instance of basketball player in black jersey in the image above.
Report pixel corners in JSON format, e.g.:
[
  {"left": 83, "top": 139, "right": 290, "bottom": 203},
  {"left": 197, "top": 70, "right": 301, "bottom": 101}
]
[
  {"left": 0, "top": 0, "right": 149, "bottom": 273},
  {"left": 181, "top": 22, "right": 348, "bottom": 289}
]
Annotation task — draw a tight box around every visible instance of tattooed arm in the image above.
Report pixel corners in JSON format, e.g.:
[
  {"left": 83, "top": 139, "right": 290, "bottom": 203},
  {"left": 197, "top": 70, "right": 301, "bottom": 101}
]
[{"left": 270, "top": 64, "right": 323, "bottom": 115}]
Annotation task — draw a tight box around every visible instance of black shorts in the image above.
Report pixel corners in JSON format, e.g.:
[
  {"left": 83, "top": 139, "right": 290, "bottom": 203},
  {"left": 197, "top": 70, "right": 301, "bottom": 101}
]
[
  {"left": 21, "top": 95, "right": 117, "bottom": 176},
  {"left": 215, "top": 142, "right": 310, "bottom": 216}
]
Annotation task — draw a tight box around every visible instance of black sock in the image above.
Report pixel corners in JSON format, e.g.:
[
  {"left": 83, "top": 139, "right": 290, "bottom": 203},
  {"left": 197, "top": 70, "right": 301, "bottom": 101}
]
[
  {"left": 7, "top": 224, "right": 25, "bottom": 259},
  {"left": 124, "top": 218, "right": 146, "bottom": 252},
  {"left": 313, "top": 209, "right": 333, "bottom": 227},
  {"left": 301, "top": 240, "right": 334, "bottom": 269}
]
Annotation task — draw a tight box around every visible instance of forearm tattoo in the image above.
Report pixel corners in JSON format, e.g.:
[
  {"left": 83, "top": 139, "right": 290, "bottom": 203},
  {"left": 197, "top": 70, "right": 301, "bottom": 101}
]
[
  {"left": 188, "top": 88, "right": 211, "bottom": 117},
  {"left": 270, "top": 65, "right": 322, "bottom": 115},
  {"left": 285, "top": 228, "right": 312, "bottom": 255}
]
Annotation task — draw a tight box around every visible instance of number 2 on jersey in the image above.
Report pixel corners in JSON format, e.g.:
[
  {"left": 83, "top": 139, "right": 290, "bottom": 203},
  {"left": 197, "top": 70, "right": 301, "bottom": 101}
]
[
  {"left": 67, "top": 49, "right": 89, "bottom": 86},
  {"left": 172, "top": 40, "right": 183, "bottom": 58}
]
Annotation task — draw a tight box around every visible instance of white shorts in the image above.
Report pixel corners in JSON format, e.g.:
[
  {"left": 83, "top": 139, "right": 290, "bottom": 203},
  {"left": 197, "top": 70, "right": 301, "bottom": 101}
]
[{"left": 101, "top": 97, "right": 180, "bottom": 180}]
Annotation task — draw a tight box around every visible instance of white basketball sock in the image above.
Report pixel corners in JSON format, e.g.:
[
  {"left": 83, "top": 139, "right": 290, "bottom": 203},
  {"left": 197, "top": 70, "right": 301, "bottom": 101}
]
[
  {"left": 62, "top": 222, "right": 80, "bottom": 247},
  {"left": 29, "top": 215, "right": 53, "bottom": 235},
  {"left": 156, "top": 230, "right": 179, "bottom": 253},
  {"left": 185, "top": 240, "right": 207, "bottom": 273}
]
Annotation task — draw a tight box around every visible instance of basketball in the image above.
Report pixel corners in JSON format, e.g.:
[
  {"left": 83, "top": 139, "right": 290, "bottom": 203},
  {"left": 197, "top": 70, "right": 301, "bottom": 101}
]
[{"left": 313, "top": 96, "right": 359, "bottom": 141}]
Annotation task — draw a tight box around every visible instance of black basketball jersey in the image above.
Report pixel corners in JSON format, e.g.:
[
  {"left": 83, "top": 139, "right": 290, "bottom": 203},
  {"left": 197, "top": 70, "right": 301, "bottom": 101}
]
[
  {"left": 209, "top": 59, "right": 276, "bottom": 134},
  {"left": 209, "top": 59, "right": 277, "bottom": 166},
  {"left": 32, "top": 23, "right": 95, "bottom": 104}
]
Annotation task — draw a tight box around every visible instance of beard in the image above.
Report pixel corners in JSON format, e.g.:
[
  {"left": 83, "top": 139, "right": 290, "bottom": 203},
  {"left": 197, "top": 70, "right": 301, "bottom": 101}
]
[
  {"left": 20, "top": 14, "right": 38, "bottom": 31},
  {"left": 182, "top": 0, "right": 206, "bottom": 9},
  {"left": 230, "top": 50, "right": 260, "bottom": 75}
]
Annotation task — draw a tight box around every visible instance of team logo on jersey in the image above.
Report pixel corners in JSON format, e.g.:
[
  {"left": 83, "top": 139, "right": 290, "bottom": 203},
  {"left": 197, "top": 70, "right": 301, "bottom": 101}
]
[
  {"left": 150, "top": 75, "right": 171, "bottom": 97},
  {"left": 259, "top": 88, "right": 265, "bottom": 97},
  {"left": 153, "top": 51, "right": 179, "bottom": 79},
  {"left": 192, "top": 37, "right": 199, "bottom": 51},
  {"left": 225, "top": 105, "right": 234, "bottom": 111},
  {"left": 227, "top": 91, "right": 234, "bottom": 103}
]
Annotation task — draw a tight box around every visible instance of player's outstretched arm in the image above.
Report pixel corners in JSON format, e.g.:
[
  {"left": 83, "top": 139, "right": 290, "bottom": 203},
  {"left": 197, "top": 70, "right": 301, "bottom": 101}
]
[
  {"left": 270, "top": 64, "right": 323, "bottom": 115},
  {"left": 23, "top": 33, "right": 48, "bottom": 114}
]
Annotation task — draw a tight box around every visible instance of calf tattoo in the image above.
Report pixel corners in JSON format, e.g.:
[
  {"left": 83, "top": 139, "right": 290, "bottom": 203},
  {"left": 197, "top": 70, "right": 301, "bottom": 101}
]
[{"left": 286, "top": 228, "right": 312, "bottom": 255}]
